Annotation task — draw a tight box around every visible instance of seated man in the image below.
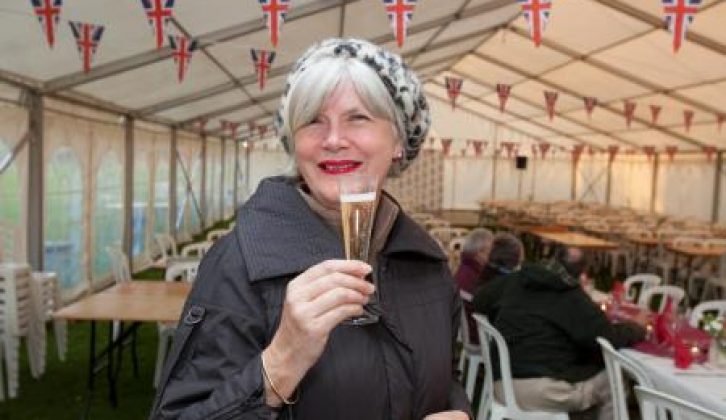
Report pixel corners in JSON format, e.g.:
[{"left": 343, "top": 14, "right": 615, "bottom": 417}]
[
  {"left": 472, "top": 233, "right": 524, "bottom": 323},
  {"left": 454, "top": 228, "right": 493, "bottom": 345},
  {"left": 474, "top": 245, "right": 646, "bottom": 419}
]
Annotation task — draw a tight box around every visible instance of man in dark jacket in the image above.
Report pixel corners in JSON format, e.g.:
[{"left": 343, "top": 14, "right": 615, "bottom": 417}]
[
  {"left": 474, "top": 246, "right": 646, "bottom": 419},
  {"left": 454, "top": 228, "right": 493, "bottom": 345}
]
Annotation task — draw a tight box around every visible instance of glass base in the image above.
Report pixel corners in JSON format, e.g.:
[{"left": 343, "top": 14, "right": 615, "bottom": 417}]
[{"left": 344, "top": 313, "right": 379, "bottom": 326}]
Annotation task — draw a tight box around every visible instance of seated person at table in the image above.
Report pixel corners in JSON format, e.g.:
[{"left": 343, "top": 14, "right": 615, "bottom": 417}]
[
  {"left": 471, "top": 233, "right": 524, "bottom": 322},
  {"left": 454, "top": 228, "right": 493, "bottom": 345},
  {"left": 475, "top": 245, "right": 646, "bottom": 420}
]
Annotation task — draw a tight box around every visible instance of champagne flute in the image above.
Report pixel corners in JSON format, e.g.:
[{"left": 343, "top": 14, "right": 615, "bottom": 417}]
[{"left": 338, "top": 173, "right": 379, "bottom": 325}]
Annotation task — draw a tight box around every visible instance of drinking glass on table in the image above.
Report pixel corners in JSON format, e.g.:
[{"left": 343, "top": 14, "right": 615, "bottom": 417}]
[{"left": 338, "top": 173, "right": 379, "bottom": 325}]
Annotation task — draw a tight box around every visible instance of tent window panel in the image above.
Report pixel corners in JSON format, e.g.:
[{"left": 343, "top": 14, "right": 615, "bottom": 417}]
[
  {"left": 0, "top": 139, "right": 20, "bottom": 262},
  {"left": 45, "top": 147, "right": 85, "bottom": 299},
  {"left": 93, "top": 153, "right": 123, "bottom": 282},
  {"left": 533, "top": 158, "right": 572, "bottom": 203},
  {"left": 656, "top": 158, "right": 715, "bottom": 222},
  {"left": 610, "top": 158, "right": 653, "bottom": 211},
  {"left": 205, "top": 142, "right": 221, "bottom": 226},
  {"left": 576, "top": 159, "right": 608, "bottom": 204},
  {"left": 224, "top": 143, "right": 235, "bottom": 218},
  {"left": 132, "top": 152, "right": 150, "bottom": 260},
  {"left": 154, "top": 160, "right": 169, "bottom": 236}
]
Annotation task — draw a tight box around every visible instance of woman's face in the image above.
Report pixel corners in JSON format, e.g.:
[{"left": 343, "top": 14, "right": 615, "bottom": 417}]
[{"left": 293, "top": 82, "right": 402, "bottom": 210}]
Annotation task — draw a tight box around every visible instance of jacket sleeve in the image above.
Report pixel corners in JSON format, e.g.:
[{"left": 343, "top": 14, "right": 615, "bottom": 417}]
[
  {"left": 448, "top": 283, "right": 474, "bottom": 418},
  {"left": 149, "top": 235, "right": 279, "bottom": 420}
]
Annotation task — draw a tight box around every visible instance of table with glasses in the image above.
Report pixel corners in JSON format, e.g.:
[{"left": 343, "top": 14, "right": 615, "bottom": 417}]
[
  {"left": 620, "top": 348, "right": 726, "bottom": 415},
  {"left": 55, "top": 281, "right": 190, "bottom": 417}
]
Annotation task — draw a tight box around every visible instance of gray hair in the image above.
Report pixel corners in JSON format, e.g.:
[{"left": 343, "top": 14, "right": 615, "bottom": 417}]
[
  {"left": 488, "top": 233, "right": 524, "bottom": 270},
  {"left": 280, "top": 56, "right": 405, "bottom": 176},
  {"left": 462, "top": 228, "right": 494, "bottom": 256}
]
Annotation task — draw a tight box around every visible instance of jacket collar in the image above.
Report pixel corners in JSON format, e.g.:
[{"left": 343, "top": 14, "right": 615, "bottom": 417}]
[{"left": 235, "top": 176, "right": 445, "bottom": 282}]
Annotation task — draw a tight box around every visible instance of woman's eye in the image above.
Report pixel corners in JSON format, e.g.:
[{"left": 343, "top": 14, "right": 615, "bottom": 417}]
[{"left": 351, "top": 114, "right": 371, "bottom": 121}]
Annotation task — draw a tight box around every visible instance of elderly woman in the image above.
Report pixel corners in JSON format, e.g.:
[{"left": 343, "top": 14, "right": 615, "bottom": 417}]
[{"left": 150, "top": 39, "right": 470, "bottom": 420}]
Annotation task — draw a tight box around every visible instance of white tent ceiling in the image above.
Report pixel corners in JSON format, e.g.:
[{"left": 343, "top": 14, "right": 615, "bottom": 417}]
[{"left": 1, "top": 0, "right": 726, "bottom": 152}]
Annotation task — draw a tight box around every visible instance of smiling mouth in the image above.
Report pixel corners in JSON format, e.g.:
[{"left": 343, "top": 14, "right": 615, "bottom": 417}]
[{"left": 317, "top": 160, "right": 362, "bottom": 175}]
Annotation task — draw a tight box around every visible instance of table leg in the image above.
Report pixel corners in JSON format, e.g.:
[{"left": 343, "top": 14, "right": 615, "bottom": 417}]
[{"left": 108, "top": 322, "right": 117, "bottom": 407}]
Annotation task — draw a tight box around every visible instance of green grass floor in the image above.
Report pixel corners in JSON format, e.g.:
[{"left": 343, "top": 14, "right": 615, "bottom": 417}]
[{"left": 1, "top": 219, "right": 235, "bottom": 419}]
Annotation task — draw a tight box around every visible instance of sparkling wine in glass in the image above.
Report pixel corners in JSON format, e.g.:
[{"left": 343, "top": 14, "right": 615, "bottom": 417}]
[{"left": 338, "top": 173, "right": 379, "bottom": 325}]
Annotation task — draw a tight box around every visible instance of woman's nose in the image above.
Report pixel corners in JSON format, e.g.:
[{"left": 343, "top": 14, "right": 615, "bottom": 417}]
[{"left": 321, "top": 121, "right": 347, "bottom": 150}]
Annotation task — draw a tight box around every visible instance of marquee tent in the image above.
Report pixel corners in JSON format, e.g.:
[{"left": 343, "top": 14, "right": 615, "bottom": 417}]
[{"left": 1, "top": 0, "right": 726, "bottom": 299}]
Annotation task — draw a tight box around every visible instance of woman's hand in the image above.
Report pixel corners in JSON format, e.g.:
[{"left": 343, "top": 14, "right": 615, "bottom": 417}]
[
  {"left": 262, "top": 259, "right": 374, "bottom": 406},
  {"left": 423, "top": 410, "right": 470, "bottom": 420}
]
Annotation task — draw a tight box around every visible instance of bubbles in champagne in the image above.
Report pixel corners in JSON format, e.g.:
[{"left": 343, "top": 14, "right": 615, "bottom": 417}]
[{"left": 340, "top": 192, "right": 376, "bottom": 261}]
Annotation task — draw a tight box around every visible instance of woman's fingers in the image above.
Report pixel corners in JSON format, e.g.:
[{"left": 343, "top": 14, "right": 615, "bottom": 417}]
[
  {"left": 307, "top": 282, "right": 370, "bottom": 318},
  {"left": 313, "top": 303, "right": 368, "bottom": 332},
  {"left": 296, "top": 271, "right": 374, "bottom": 302},
  {"left": 293, "top": 259, "right": 371, "bottom": 286}
]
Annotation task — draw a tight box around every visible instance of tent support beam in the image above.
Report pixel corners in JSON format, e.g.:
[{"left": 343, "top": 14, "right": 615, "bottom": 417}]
[
  {"left": 170, "top": 128, "right": 178, "bottom": 238},
  {"left": 200, "top": 135, "right": 207, "bottom": 230},
  {"left": 713, "top": 152, "right": 723, "bottom": 223},
  {"left": 233, "top": 140, "right": 239, "bottom": 213},
  {"left": 650, "top": 154, "right": 659, "bottom": 214},
  {"left": 605, "top": 159, "right": 613, "bottom": 205},
  {"left": 123, "top": 117, "right": 134, "bottom": 270},
  {"left": 491, "top": 125, "right": 499, "bottom": 201},
  {"left": 26, "top": 90, "right": 44, "bottom": 270},
  {"left": 220, "top": 138, "right": 226, "bottom": 222},
  {"left": 571, "top": 158, "right": 577, "bottom": 201}
]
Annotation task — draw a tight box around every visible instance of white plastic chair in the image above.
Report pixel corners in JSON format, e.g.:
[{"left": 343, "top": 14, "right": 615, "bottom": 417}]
[
  {"left": 0, "top": 263, "right": 46, "bottom": 399},
  {"left": 689, "top": 300, "right": 726, "bottom": 328},
  {"left": 206, "top": 228, "right": 229, "bottom": 242},
  {"left": 472, "top": 313, "right": 569, "bottom": 420},
  {"left": 638, "top": 285, "right": 685, "bottom": 314},
  {"left": 180, "top": 241, "right": 213, "bottom": 258},
  {"left": 154, "top": 260, "right": 200, "bottom": 387},
  {"left": 448, "top": 237, "right": 466, "bottom": 273},
  {"left": 623, "top": 274, "right": 662, "bottom": 305},
  {"left": 30, "top": 272, "right": 67, "bottom": 362},
  {"left": 597, "top": 337, "right": 654, "bottom": 420},
  {"left": 153, "top": 233, "right": 179, "bottom": 268},
  {"left": 458, "top": 290, "right": 482, "bottom": 401},
  {"left": 634, "top": 385, "right": 723, "bottom": 420}
]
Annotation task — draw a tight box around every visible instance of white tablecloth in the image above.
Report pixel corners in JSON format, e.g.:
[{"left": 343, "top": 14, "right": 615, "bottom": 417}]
[{"left": 620, "top": 349, "right": 726, "bottom": 416}]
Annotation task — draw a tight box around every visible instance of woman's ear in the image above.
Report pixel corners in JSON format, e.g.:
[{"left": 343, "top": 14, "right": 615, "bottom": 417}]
[{"left": 392, "top": 145, "right": 403, "bottom": 161}]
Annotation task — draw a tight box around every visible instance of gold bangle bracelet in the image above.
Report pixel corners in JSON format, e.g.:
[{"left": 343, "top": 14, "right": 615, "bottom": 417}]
[{"left": 261, "top": 354, "right": 299, "bottom": 405}]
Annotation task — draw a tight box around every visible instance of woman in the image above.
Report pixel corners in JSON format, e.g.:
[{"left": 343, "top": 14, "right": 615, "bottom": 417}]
[{"left": 150, "top": 38, "right": 470, "bottom": 420}]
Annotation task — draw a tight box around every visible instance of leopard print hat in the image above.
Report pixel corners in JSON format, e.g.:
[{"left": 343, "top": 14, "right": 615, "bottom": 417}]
[{"left": 274, "top": 38, "right": 430, "bottom": 173}]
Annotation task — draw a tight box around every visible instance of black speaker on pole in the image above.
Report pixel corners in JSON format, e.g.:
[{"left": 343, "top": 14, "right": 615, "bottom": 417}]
[{"left": 515, "top": 156, "right": 528, "bottom": 170}]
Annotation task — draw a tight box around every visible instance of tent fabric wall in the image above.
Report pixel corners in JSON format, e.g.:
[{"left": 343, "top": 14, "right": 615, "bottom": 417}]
[
  {"left": 0, "top": 103, "right": 28, "bottom": 263},
  {"left": 530, "top": 156, "right": 571, "bottom": 203},
  {"left": 441, "top": 156, "right": 492, "bottom": 210},
  {"left": 175, "top": 133, "right": 203, "bottom": 242},
  {"left": 610, "top": 155, "right": 654, "bottom": 212},
  {"left": 576, "top": 156, "right": 609, "bottom": 204},
  {"left": 223, "top": 139, "right": 236, "bottom": 219},
  {"left": 205, "top": 137, "right": 222, "bottom": 227},
  {"left": 44, "top": 109, "right": 125, "bottom": 300},
  {"left": 655, "top": 154, "right": 716, "bottom": 222}
]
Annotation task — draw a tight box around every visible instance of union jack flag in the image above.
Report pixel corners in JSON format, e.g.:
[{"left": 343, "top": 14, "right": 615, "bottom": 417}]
[
  {"left": 607, "top": 145, "right": 619, "bottom": 163},
  {"left": 496, "top": 83, "right": 511, "bottom": 113},
  {"left": 539, "top": 142, "right": 551, "bottom": 159},
  {"left": 441, "top": 138, "right": 453, "bottom": 156},
  {"left": 250, "top": 49, "right": 276, "bottom": 90},
  {"left": 665, "top": 146, "right": 678, "bottom": 161},
  {"left": 662, "top": 0, "right": 700, "bottom": 52},
  {"left": 382, "top": 0, "right": 417, "bottom": 48},
  {"left": 222, "top": 120, "right": 240, "bottom": 139},
  {"left": 68, "top": 21, "right": 105, "bottom": 73},
  {"left": 649, "top": 104, "right": 662, "bottom": 125},
  {"left": 623, "top": 100, "right": 636, "bottom": 128},
  {"left": 544, "top": 91, "right": 558, "bottom": 121},
  {"left": 683, "top": 109, "right": 694, "bottom": 132},
  {"left": 583, "top": 96, "right": 598, "bottom": 119},
  {"left": 643, "top": 146, "right": 656, "bottom": 160},
  {"left": 140, "top": 0, "right": 175, "bottom": 49},
  {"left": 518, "top": 0, "right": 552, "bottom": 47},
  {"left": 169, "top": 35, "right": 198, "bottom": 82},
  {"left": 259, "top": 0, "right": 291, "bottom": 48},
  {"left": 445, "top": 77, "right": 463, "bottom": 110},
  {"left": 30, "top": 0, "right": 63, "bottom": 48}
]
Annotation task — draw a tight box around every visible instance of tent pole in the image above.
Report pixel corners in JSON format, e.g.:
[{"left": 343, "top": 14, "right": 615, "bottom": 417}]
[
  {"left": 123, "top": 116, "right": 134, "bottom": 271},
  {"left": 200, "top": 135, "right": 207, "bottom": 230},
  {"left": 491, "top": 124, "right": 498, "bottom": 200},
  {"left": 169, "top": 128, "right": 178, "bottom": 239},
  {"left": 570, "top": 154, "right": 577, "bottom": 201},
  {"left": 245, "top": 143, "right": 251, "bottom": 201},
  {"left": 220, "top": 138, "right": 226, "bottom": 222},
  {"left": 26, "top": 89, "right": 44, "bottom": 270},
  {"left": 605, "top": 158, "right": 613, "bottom": 206},
  {"left": 712, "top": 151, "right": 723, "bottom": 223},
  {"left": 650, "top": 154, "right": 659, "bottom": 214},
  {"left": 233, "top": 139, "right": 239, "bottom": 216}
]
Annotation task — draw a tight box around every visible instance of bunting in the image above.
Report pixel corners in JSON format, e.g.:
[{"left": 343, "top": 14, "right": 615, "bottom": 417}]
[
  {"left": 382, "top": 0, "right": 417, "bottom": 48},
  {"left": 140, "top": 0, "right": 175, "bottom": 49},
  {"left": 259, "top": 0, "right": 291, "bottom": 48},
  {"left": 169, "top": 35, "right": 198, "bottom": 82},
  {"left": 665, "top": 146, "right": 678, "bottom": 162},
  {"left": 496, "top": 84, "right": 511, "bottom": 113},
  {"left": 643, "top": 146, "right": 656, "bottom": 160},
  {"left": 250, "top": 49, "right": 276, "bottom": 90},
  {"left": 258, "top": 125, "right": 268, "bottom": 138},
  {"left": 544, "top": 91, "right": 558, "bottom": 121},
  {"left": 662, "top": 0, "right": 700, "bottom": 53},
  {"left": 583, "top": 96, "right": 597, "bottom": 119},
  {"left": 703, "top": 146, "right": 717, "bottom": 161},
  {"left": 683, "top": 109, "right": 694, "bottom": 132},
  {"left": 588, "top": 146, "right": 596, "bottom": 158},
  {"left": 221, "top": 120, "right": 240, "bottom": 139},
  {"left": 68, "top": 21, "right": 105, "bottom": 73},
  {"left": 441, "top": 138, "right": 453, "bottom": 156},
  {"left": 539, "top": 142, "right": 551, "bottom": 159},
  {"left": 248, "top": 121, "right": 257, "bottom": 137},
  {"left": 531, "top": 144, "right": 538, "bottom": 158},
  {"left": 30, "top": 0, "right": 63, "bottom": 48},
  {"left": 718, "top": 114, "right": 725, "bottom": 133},
  {"left": 650, "top": 105, "right": 662, "bottom": 125},
  {"left": 608, "top": 145, "right": 619, "bottom": 163},
  {"left": 445, "top": 77, "right": 463, "bottom": 110},
  {"left": 624, "top": 101, "right": 637, "bottom": 128},
  {"left": 518, "top": 0, "right": 552, "bottom": 47},
  {"left": 196, "top": 118, "right": 208, "bottom": 132},
  {"left": 471, "top": 140, "right": 484, "bottom": 157},
  {"left": 501, "top": 141, "right": 516, "bottom": 159}
]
